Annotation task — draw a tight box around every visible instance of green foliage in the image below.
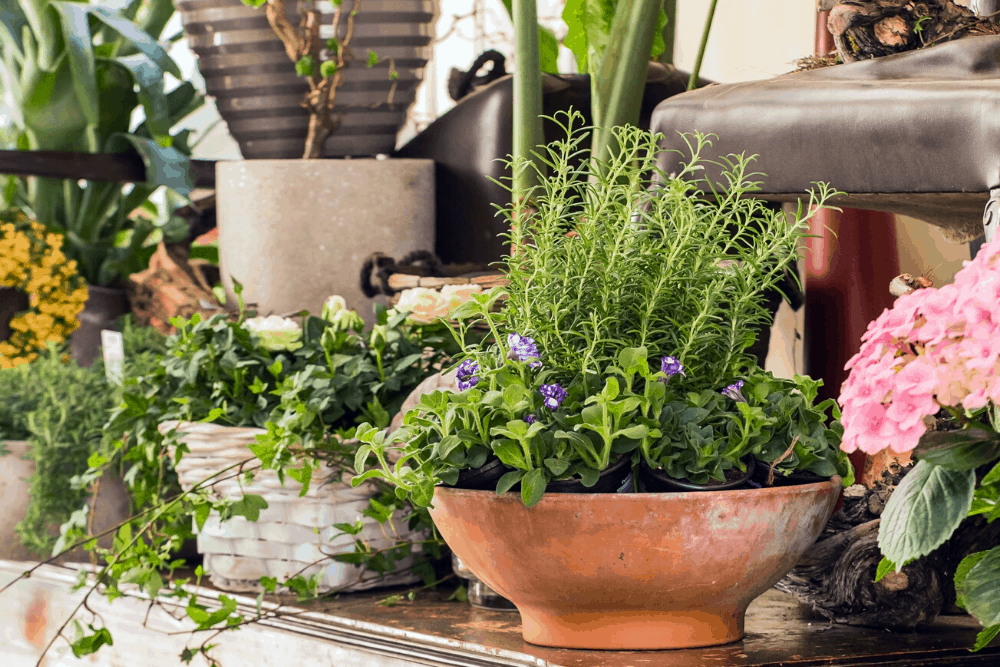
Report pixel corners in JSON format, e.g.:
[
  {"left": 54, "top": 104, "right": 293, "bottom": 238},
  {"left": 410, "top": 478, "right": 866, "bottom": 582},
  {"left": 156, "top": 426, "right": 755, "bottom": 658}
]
[
  {"left": 0, "top": 318, "right": 166, "bottom": 556},
  {"left": 0, "top": 0, "right": 204, "bottom": 286},
  {"left": 878, "top": 460, "right": 975, "bottom": 568},
  {"left": 875, "top": 412, "right": 1000, "bottom": 650},
  {"left": 500, "top": 0, "right": 560, "bottom": 74},
  {"left": 741, "top": 371, "right": 854, "bottom": 484},
  {"left": 561, "top": 0, "right": 666, "bottom": 79},
  {"left": 913, "top": 428, "right": 1000, "bottom": 471}
]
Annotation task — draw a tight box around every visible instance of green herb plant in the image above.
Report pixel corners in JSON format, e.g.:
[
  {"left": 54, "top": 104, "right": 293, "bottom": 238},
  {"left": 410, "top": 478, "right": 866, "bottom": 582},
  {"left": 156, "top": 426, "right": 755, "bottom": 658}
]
[
  {"left": 11, "top": 289, "right": 460, "bottom": 664},
  {"left": 0, "top": 317, "right": 166, "bottom": 557},
  {"left": 354, "top": 113, "right": 851, "bottom": 507},
  {"left": 0, "top": 0, "right": 204, "bottom": 286}
]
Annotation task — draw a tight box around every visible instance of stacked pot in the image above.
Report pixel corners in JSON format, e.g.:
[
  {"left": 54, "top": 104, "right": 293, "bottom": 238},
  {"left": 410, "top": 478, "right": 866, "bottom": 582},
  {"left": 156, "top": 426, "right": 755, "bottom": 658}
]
[{"left": 176, "top": 0, "right": 435, "bottom": 159}]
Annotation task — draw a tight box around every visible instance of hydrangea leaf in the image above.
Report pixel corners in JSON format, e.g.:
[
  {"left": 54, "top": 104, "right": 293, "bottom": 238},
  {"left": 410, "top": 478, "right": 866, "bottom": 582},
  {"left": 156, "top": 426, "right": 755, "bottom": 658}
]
[{"left": 878, "top": 460, "right": 974, "bottom": 566}]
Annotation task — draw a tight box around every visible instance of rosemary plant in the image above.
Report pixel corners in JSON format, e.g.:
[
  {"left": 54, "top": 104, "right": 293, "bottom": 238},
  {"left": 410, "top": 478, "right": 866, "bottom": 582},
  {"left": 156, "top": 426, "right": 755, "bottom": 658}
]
[{"left": 502, "top": 112, "right": 831, "bottom": 394}]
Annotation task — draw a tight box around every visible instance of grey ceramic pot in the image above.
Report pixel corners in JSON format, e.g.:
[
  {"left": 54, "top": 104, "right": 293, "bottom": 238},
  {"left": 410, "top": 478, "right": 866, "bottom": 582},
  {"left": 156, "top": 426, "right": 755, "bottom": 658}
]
[
  {"left": 177, "top": 0, "right": 435, "bottom": 159},
  {"left": 69, "top": 285, "right": 130, "bottom": 368}
]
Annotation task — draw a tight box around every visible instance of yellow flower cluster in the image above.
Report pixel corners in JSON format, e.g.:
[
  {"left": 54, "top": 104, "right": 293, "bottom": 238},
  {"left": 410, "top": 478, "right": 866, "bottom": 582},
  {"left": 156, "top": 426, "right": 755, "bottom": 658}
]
[{"left": 0, "top": 213, "right": 88, "bottom": 369}]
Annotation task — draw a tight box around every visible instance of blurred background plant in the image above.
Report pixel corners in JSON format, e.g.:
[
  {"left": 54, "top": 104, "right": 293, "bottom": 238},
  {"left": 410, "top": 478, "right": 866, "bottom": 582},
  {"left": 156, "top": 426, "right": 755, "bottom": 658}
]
[
  {"left": 0, "top": 0, "right": 204, "bottom": 286},
  {"left": 0, "top": 316, "right": 166, "bottom": 557}
]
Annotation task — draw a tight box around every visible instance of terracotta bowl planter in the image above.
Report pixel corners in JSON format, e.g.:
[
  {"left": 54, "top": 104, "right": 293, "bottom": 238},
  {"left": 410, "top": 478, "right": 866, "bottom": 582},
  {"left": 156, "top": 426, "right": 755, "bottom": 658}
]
[{"left": 428, "top": 478, "right": 841, "bottom": 650}]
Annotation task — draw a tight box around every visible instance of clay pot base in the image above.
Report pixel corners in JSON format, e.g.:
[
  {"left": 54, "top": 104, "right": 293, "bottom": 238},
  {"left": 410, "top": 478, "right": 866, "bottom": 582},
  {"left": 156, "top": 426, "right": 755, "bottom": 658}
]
[
  {"left": 429, "top": 480, "right": 841, "bottom": 651},
  {"left": 519, "top": 607, "right": 743, "bottom": 650}
]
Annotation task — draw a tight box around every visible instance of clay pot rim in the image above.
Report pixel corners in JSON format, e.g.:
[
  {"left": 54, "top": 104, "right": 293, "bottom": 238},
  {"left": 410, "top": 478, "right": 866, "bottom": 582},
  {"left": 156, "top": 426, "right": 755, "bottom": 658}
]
[{"left": 435, "top": 475, "right": 841, "bottom": 502}]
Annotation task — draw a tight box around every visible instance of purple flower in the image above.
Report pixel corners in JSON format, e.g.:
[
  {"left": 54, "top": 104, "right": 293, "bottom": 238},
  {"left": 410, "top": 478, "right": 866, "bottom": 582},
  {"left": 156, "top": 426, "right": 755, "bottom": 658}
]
[
  {"left": 507, "top": 333, "right": 542, "bottom": 368},
  {"left": 721, "top": 380, "right": 747, "bottom": 403},
  {"left": 659, "top": 355, "right": 685, "bottom": 381},
  {"left": 539, "top": 383, "right": 568, "bottom": 410},
  {"left": 456, "top": 359, "right": 480, "bottom": 391},
  {"left": 523, "top": 414, "right": 536, "bottom": 424}
]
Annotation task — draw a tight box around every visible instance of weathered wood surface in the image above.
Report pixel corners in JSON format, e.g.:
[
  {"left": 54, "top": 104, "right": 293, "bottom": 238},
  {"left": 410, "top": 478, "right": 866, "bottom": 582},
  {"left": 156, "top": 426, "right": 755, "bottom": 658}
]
[
  {"left": 776, "top": 463, "right": 1000, "bottom": 629},
  {"left": 0, "top": 149, "right": 216, "bottom": 187},
  {"left": 825, "top": 1, "right": 1000, "bottom": 63}
]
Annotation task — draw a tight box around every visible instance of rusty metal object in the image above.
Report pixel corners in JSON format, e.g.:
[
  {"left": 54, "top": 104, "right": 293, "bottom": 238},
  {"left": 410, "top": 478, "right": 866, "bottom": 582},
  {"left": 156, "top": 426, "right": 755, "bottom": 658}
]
[{"left": 428, "top": 479, "right": 841, "bottom": 650}]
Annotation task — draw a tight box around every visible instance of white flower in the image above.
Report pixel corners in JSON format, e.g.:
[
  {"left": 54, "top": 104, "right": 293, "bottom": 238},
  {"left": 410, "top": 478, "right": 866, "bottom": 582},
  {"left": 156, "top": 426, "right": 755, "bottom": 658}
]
[
  {"left": 243, "top": 315, "right": 303, "bottom": 352},
  {"left": 439, "top": 284, "right": 482, "bottom": 316},
  {"left": 321, "top": 294, "right": 363, "bottom": 331},
  {"left": 395, "top": 288, "right": 451, "bottom": 324},
  {"left": 321, "top": 295, "right": 348, "bottom": 321}
]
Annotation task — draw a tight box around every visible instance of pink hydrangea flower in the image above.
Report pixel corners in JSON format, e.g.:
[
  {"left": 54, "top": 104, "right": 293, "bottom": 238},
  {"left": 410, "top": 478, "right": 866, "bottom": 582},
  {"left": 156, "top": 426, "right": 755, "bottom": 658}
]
[{"left": 839, "top": 239, "right": 1000, "bottom": 455}]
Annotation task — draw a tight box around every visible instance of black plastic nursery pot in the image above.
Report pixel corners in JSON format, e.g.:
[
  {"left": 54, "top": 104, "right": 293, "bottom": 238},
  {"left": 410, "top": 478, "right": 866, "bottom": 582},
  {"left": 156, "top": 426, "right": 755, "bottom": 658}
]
[
  {"left": 750, "top": 457, "right": 829, "bottom": 488},
  {"left": 451, "top": 456, "right": 512, "bottom": 490},
  {"left": 546, "top": 454, "right": 634, "bottom": 494},
  {"left": 637, "top": 455, "right": 756, "bottom": 492}
]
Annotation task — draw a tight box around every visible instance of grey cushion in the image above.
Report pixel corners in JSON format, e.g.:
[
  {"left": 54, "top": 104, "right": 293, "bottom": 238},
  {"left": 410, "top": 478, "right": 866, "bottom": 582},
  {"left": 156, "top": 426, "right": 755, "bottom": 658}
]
[{"left": 650, "top": 36, "right": 1000, "bottom": 242}]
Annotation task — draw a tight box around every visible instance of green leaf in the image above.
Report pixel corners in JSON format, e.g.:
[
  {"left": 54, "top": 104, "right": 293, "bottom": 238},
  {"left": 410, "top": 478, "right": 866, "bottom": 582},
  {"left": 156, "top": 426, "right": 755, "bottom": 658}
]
[
  {"left": 88, "top": 5, "right": 181, "bottom": 78},
  {"left": 52, "top": 2, "right": 98, "bottom": 127},
  {"left": 538, "top": 25, "right": 559, "bottom": 74},
  {"left": 973, "top": 624, "right": 1000, "bottom": 652},
  {"left": 956, "top": 551, "right": 991, "bottom": 610},
  {"left": 295, "top": 54, "right": 315, "bottom": 77},
  {"left": 320, "top": 60, "right": 337, "bottom": 78},
  {"left": 193, "top": 503, "right": 211, "bottom": 532},
  {"left": 70, "top": 625, "right": 113, "bottom": 658},
  {"left": 229, "top": 494, "right": 269, "bottom": 522},
  {"left": 447, "top": 583, "right": 468, "bottom": 603},
  {"left": 367, "top": 50, "right": 379, "bottom": 67},
  {"left": 496, "top": 470, "right": 522, "bottom": 494},
  {"left": 964, "top": 546, "right": 1000, "bottom": 627},
  {"left": 878, "top": 460, "right": 975, "bottom": 566},
  {"left": 493, "top": 440, "right": 527, "bottom": 469},
  {"left": 874, "top": 556, "right": 896, "bottom": 583},
  {"left": 521, "top": 467, "right": 546, "bottom": 507},
  {"left": 260, "top": 576, "right": 278, "bottom": 593},
  {"left": 914, "top": 428, "right": 1000, "bottom": 471},
  {"left": 106, "top": 133, "right": 194, "bottom": 195}
]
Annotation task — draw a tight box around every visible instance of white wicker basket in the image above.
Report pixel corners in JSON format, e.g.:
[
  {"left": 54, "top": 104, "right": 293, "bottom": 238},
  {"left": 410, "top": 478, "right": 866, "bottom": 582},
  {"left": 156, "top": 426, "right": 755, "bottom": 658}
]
[{"left": 159, "top": 421, "right": 423, "bottom": 593}]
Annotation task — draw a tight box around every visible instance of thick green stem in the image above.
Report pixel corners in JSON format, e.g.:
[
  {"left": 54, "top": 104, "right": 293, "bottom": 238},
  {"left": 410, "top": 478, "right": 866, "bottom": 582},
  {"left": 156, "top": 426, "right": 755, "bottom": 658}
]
[
  {"left": 512, "top": 0, "right": 545, "bottom": 202},
  {"left": 590, "top": 0, "right": 662, "bottom": 165},
  {"left": 688, "top": 0, "right": 719, "bottom": 91}
]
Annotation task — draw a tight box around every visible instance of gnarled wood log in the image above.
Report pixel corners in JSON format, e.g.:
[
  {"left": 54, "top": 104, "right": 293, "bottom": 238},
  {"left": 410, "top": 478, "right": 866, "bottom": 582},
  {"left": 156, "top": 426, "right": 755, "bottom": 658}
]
[{"left": 775, "top": 463, "right": 1000, "bottom": 629}]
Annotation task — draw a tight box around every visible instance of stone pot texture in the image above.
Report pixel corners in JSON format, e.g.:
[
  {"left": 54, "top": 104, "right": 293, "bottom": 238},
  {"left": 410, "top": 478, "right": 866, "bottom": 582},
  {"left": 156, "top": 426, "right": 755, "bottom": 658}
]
[
  {"left": 216, "top": 158, "right": 435, "bottom": 318},
  {"left": 160, "top": 421, "right": 424, "bottom": 593},
  {"left": 428, "top": 478, "right": 842, "bottom": 650},
  {"left": 177, "top": 0, "right": 434, "bottom": 159},
  {"left": 0, "top": 441, "right": 131, "bottom": 562},
  {"left": 69, "top": 285, "right": 130, "bottom": 368}
]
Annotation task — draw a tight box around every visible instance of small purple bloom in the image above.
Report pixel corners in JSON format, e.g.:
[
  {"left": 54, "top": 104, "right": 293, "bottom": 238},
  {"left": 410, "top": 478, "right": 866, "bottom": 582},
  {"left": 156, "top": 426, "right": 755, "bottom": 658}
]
[
  {"left": 522, "top": 414, "right": 536, "bottom": 424},
  {"left": 456, "top": 359, "right": 480, "bottom": 391},
  {"left": 721, "top": 380, "right": 747, "bottom": 403},
  {"left": 539, "top": 383, "right": 568, "bottom": 410},
  {"left": 507, "top": 333, "right": 542, "bottom": 368},
  {"left": 659, "top": 355, "right": 685, "bottom": 380}
]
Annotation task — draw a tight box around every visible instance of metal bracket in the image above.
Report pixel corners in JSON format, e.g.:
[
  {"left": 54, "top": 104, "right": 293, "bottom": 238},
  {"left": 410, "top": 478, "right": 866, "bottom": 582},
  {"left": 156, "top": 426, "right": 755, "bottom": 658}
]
[{"left": 983, "top": 188, "right": 1000, "bottom": 244}]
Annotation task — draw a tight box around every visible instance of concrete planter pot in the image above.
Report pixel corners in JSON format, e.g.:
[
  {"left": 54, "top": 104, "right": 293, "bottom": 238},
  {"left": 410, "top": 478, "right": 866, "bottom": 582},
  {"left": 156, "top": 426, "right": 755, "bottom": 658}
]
[
  {"left": 161, "top": 421, "right": 423, "bottom": 593},
  {"left": 1, "top": 440, "right": 131, "bottom": 562},
  {"left": 177, "top": 0, "right": 435, "bottom": 159},
  {"left": 216, "top": 158, "right": 434, "bottom": 318},
  {"left": 69, "top": 285, "right": 129, "bottom": 368},
  {"left": 428, "top": 478, "right": 841, "bottom": 650}
]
